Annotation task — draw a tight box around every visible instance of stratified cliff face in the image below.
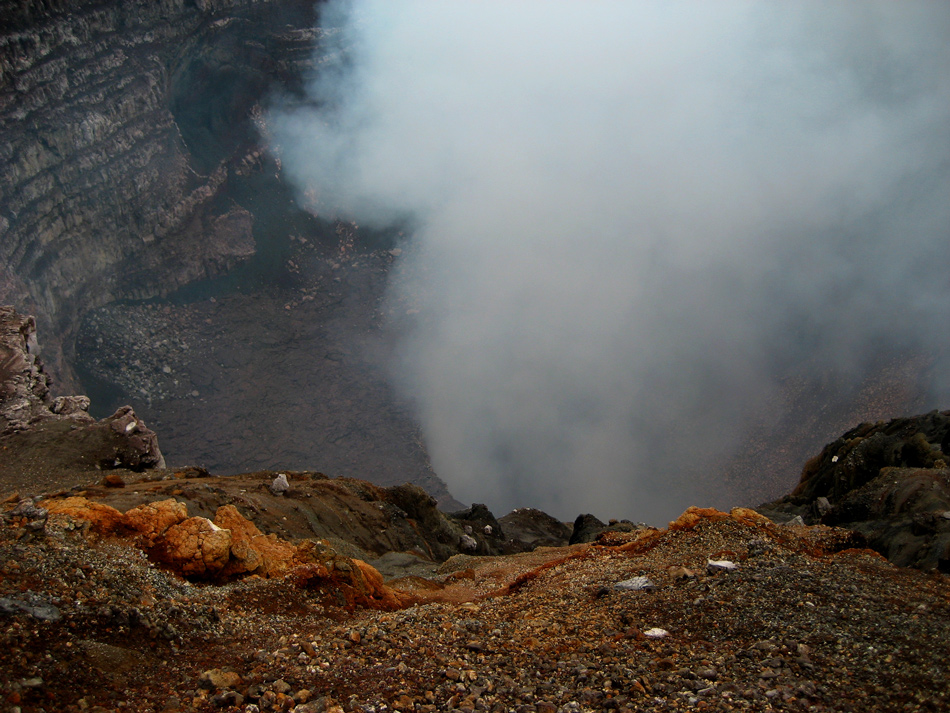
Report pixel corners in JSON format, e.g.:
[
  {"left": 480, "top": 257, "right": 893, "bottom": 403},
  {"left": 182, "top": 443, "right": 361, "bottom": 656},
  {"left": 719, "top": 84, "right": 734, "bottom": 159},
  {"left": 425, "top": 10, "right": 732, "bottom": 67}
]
[
  {"left": 0, "top": 0, "right": 319, "bottom": 389},
  {"left": 1, "top": 2, "right": 460, "bottom": 505}
]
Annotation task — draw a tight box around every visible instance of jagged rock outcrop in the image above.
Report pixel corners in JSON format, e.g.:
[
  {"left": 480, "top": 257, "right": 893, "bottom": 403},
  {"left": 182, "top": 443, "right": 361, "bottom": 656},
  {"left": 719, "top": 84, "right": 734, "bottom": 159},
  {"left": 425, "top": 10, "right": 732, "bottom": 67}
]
[
  {"left": 123, "top": 497, "right": 188, "bottom": 547},
  {"left": 156, "top": 515, "right": 233, "bottom": 578},
  {"left": 759, "top": 410, "right": 950, "bottom": 571},
  {"left": 0, "top": 0, "right": 320, "bottom": 388},
  {"left": 0, "top": 306, "right": 164, "bottom": 492},
  {"left": 497, "top": 507, "right": 572, "bottom": 550},
  {"left": 445, "top": 503, "right": 508, "bottom": 555},
  {"left": 568, "top": 512, "right": 642, "bottom": 544}
]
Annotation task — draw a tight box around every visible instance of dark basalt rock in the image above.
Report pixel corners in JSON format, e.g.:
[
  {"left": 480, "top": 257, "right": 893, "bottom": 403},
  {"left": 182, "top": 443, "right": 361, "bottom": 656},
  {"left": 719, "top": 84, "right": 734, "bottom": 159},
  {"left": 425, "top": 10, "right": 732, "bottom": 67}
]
[
  {"left": 448, "top": 503, "right": 507, "bottom": 555},
  {"left": 497, "top": 507, "right": 572, "bottom": 550},
  {"left": 821, "top": 467, "right": 950, "bottom": 571},
  {"left": 568, "top": 512, "right": 642, "bottom": 544},
  {"left": 759, "top": 410, "right": 950, "bottom": 571}
]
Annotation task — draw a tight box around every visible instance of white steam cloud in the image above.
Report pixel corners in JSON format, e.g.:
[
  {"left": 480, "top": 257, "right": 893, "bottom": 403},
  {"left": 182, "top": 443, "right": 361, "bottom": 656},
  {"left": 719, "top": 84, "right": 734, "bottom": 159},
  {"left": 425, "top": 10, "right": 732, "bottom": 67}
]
[{"left": 270, "top": 1, "right": 950, "bottom": 521}]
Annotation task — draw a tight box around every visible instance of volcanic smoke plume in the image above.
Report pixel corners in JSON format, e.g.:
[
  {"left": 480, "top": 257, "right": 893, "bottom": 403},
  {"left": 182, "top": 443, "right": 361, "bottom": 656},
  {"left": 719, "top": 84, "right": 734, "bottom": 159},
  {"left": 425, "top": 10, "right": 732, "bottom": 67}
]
[{"left": 270, "top": 1, "right": 950, "bottom": 522}]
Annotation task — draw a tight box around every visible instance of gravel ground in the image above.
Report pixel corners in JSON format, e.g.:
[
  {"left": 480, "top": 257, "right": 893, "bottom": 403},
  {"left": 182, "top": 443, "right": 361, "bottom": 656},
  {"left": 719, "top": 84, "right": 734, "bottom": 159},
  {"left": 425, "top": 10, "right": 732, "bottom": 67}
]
[{"left": 1, "top": 507, "right": 948, "bottom": 713}]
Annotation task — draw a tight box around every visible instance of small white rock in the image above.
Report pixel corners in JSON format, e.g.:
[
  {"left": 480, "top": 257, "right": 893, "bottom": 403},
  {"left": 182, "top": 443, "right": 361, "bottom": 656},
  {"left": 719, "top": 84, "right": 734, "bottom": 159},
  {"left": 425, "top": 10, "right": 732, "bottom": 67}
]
[
  {"left": 270, "top": 473, "right": 290, "bottom": 495},
  {"left": 644, "top": 628, "right": 669, "bottom": 639},
  {"left": 614, "top": 576, "right": 657, "bottom": 591},
  {"left": 707, "top": 559, "right": 739, "bottom": 572}
]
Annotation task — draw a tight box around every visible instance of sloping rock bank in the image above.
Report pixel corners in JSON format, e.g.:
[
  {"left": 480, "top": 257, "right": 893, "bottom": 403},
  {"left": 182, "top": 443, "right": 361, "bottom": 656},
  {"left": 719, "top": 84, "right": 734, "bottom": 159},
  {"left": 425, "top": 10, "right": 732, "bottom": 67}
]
[
  {"left": 73, "top": 253, "right": 459, "bottom": 508},
  {"left": 759, "top": 410, "right": 950, "bottom": 571},
  {"left": 26, "top": 468, "right": 575, "bottom": 579},
  {"left": 0, "top": 306, "right": 163, "bottom": 494}
]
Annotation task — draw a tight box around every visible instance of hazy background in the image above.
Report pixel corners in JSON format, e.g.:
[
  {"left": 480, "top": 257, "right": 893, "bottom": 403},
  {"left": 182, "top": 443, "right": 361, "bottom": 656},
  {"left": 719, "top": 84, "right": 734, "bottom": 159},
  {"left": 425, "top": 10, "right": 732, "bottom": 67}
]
[{"left": 269, "top": 1, "right": 950, "bottom": 522}]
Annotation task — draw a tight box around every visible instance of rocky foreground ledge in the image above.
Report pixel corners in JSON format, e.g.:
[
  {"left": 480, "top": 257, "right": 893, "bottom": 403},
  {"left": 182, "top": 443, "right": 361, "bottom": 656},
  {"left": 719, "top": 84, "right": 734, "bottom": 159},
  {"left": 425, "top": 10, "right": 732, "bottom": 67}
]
[{"left": 1, "top": 499, "right": 947, "bottom": 713}]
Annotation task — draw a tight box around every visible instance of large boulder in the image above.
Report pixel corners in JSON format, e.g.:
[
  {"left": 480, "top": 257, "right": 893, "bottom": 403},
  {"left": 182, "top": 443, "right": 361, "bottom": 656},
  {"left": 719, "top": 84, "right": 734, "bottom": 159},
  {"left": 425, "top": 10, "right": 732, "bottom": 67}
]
[
  {"left": 149, "top": 517, "right": 233, "bottom": 578},
  {"left": 759, "top": 410, "right": 950, "bottom": 571},
  {"left": 43, "top": 496, "right": 125, "bottom": 534},
  {"left": 123, "top": 499, "right": 189, "bottom": 547},
  {"left": 214, "top": 504, "right": 300, "bottom": 578}
]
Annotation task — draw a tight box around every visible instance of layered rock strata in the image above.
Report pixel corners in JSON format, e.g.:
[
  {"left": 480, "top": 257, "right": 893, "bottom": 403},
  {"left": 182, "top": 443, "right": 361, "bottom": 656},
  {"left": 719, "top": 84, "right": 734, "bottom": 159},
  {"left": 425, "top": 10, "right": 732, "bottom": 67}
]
[{"left": 0, "top": 0, "right": 320, "bottom": 388}]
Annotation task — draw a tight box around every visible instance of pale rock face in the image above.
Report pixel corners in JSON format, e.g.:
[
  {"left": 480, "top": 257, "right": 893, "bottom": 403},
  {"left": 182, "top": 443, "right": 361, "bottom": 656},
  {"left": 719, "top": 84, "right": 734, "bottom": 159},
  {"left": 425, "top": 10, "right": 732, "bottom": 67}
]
[
  {"left": 0, "top": 306, "right": 165, "bottom": 479},
  {"left": 269, "top": 473, "right": 290, "bottom": 496}
]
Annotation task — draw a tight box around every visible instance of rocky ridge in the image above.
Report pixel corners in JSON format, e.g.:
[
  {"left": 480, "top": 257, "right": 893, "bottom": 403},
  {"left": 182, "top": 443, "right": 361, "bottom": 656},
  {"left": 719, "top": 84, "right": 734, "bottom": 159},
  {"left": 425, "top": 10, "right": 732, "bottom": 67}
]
[{"left": 2, "top": 498, "right": 948, "bottom": 713}]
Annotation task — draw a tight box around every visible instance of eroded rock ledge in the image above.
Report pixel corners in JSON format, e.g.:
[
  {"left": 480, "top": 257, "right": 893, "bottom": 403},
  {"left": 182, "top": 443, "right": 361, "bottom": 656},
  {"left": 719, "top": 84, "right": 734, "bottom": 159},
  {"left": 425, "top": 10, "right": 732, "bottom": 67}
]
[{"left": 0, "top": 305, "right": 164, "bottom": 493}]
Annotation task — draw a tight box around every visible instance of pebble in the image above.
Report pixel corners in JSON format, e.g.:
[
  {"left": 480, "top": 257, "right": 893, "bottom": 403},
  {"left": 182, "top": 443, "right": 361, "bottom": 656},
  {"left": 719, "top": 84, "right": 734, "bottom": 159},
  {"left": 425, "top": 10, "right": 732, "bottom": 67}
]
[
  {"left": 0, "top": 592, "right": 62, "bottom": 622},
  {"left": 706, "top": 559, "right": 738, "bottom": 573},
  {"left": 668, "top": 565, "right": 696, "bottom": 579},
  {"left": 614, "top": 576, "right": 657, "bottom": 591}
]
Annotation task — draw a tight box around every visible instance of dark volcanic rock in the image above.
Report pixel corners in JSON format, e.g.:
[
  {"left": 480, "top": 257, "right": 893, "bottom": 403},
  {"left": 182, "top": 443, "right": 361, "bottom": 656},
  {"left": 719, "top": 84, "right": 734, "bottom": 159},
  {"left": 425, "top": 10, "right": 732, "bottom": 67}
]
[
  {"left": 0, "top": 306, "right": 164, "bottom": 494},
  {"left": 793, "top": 410, "right": 950, "bottom": 504},
  {"left": 448, "top": 503, "right": 508, "bottom": 555},
  {"left": 569, "top": 513, "right": 608, "bottom": 544},
  {"left": 569, "top": 513, "right": 642, "bottom": 544},
  {"left": 498, "top": 507, "right": 572, "bottom": 550},
  {"left": 821, "top": 467, "right": 950, "bottom": 571},
  {"left": 760, "top": 410, "right": 950, "bottom": 571}
]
